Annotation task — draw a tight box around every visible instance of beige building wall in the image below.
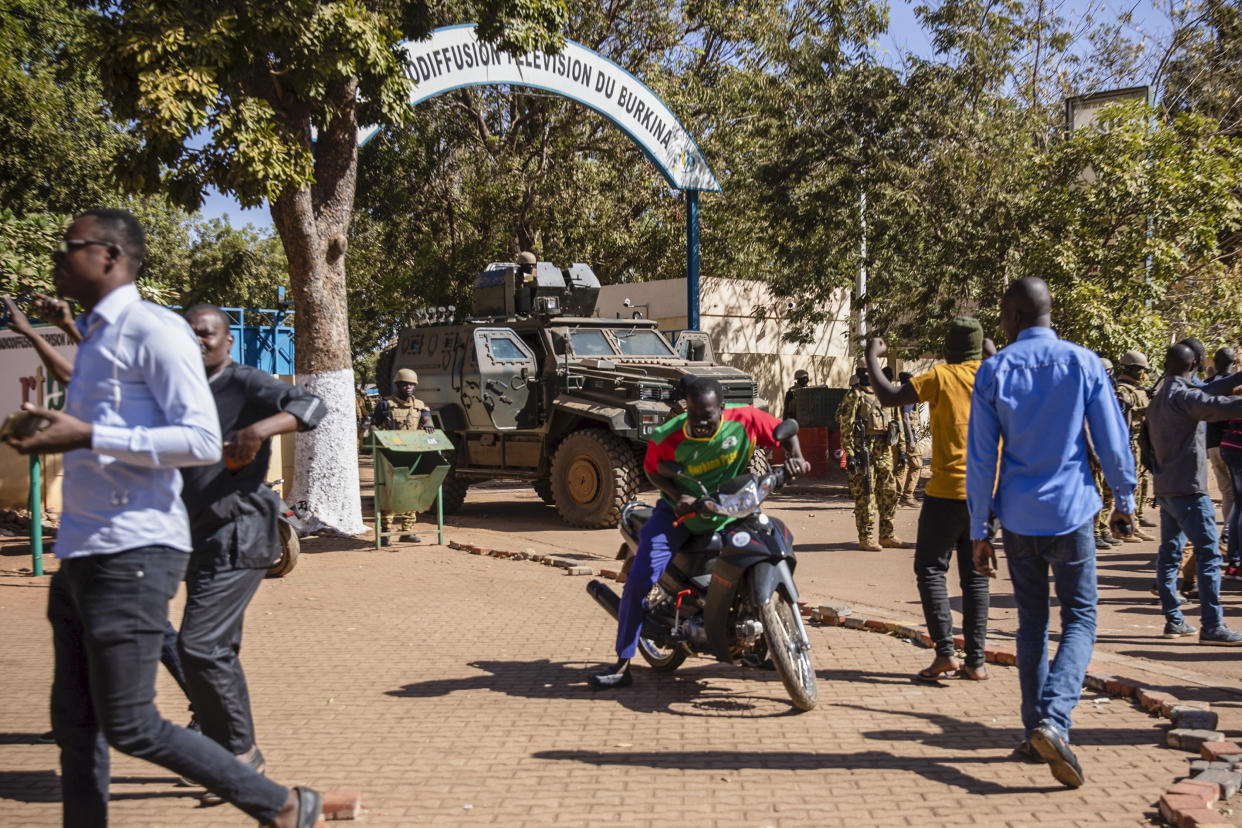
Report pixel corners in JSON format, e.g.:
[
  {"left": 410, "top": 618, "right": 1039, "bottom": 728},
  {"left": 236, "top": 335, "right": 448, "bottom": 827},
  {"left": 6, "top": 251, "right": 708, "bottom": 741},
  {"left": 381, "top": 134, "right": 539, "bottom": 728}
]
[{"left": 595, "top": 276, "right": 852, "bottom": 406}]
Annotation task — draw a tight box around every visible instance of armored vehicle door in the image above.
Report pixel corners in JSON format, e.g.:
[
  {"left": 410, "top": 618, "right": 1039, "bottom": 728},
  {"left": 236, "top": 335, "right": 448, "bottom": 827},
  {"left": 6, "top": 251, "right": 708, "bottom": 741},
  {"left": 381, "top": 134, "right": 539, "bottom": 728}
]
[
  {"left": 467, "top": 328, "right": 537, "bottom": 431},
  {"left": 673, "top": 330, "right": 715, "bottom": 362}
]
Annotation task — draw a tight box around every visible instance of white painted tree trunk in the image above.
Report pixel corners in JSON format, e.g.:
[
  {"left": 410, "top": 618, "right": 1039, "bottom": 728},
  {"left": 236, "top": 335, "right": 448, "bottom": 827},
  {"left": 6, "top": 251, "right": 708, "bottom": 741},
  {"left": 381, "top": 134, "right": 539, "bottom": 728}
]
[{"left": 292, "top": 368, "right": 365, "bottom": 536}]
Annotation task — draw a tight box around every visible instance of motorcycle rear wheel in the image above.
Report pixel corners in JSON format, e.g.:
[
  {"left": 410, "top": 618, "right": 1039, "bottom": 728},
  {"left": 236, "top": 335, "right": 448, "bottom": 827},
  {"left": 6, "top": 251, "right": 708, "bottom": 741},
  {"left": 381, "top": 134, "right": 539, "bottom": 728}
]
[{"left": 759, "top": 591, "right": 818, "bottom": 710}]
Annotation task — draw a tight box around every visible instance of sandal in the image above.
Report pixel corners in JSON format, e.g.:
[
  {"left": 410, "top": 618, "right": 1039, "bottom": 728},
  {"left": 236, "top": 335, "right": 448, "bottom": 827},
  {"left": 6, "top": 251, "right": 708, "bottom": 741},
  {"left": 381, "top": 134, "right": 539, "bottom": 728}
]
[{"left": 915, "top": 667, "right": 955, "bottom": 683}]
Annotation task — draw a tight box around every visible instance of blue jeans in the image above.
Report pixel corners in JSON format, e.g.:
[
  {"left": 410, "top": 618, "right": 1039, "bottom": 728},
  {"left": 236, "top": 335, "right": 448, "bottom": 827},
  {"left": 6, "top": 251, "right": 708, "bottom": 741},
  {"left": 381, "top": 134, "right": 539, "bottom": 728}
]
[
  {"left": 615, "top": 500, "right": 690, "bottom": 659},
  {"left": 48, "top": 547, "right": 288, "bottom": 826},
  {"left": 1002, "top": 521, "right": 1097, "bottom": 739},
  {"left": 1156, "top": 493, "right": 1223, "bottom": 629}
]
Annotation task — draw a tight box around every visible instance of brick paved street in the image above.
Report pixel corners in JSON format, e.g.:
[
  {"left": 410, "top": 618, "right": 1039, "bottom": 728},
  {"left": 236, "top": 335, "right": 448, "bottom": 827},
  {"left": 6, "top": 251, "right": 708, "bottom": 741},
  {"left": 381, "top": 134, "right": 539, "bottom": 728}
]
[{"left": 0, "top": 532, "right": 1209, "bottom": 827}]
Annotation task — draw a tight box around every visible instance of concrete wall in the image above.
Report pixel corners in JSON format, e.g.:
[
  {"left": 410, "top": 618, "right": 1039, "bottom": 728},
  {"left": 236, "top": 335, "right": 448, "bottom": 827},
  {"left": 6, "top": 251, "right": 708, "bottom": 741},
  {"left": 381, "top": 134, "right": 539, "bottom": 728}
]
[{"left": 595, "top": 277, "right": 852, "bottom": 406}]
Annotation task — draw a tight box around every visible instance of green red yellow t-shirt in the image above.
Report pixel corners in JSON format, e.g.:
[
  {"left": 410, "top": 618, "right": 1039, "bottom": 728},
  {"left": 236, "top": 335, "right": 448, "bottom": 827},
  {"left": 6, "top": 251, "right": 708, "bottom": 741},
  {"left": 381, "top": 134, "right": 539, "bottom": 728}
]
[
  {"left": 644, "top": 405, "right": 781, "bottom": 532},
  {"left": 907, "top": 361, "right": 980, "bottom": 500}
]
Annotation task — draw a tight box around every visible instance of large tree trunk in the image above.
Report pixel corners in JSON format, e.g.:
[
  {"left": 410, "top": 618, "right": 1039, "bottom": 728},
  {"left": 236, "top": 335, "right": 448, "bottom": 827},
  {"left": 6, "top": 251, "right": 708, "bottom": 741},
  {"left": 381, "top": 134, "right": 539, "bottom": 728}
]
[{"left": 270, "top": 84, "right": 366, "bottom": 536}]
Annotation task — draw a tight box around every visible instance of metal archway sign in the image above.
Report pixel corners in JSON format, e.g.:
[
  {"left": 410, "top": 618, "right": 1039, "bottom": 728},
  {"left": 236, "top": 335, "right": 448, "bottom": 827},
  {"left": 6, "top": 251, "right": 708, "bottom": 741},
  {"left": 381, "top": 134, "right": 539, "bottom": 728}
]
[{"left": 358, "top": 25, "right": 719, "bottom": 327}]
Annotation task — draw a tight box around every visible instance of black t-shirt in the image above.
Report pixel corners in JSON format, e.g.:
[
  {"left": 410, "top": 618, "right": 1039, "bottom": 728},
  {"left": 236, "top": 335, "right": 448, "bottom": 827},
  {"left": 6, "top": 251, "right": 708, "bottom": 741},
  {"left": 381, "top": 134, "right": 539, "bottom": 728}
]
[{"left": 180, "top": 362, "right": 324, "bottom": 543}]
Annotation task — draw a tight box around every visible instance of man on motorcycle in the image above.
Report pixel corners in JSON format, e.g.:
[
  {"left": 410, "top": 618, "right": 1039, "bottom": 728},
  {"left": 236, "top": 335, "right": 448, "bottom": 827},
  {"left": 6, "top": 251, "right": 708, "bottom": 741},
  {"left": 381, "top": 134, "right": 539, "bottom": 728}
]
[{"left": 589, "top": 376, "right": 812, "bottom": 688}]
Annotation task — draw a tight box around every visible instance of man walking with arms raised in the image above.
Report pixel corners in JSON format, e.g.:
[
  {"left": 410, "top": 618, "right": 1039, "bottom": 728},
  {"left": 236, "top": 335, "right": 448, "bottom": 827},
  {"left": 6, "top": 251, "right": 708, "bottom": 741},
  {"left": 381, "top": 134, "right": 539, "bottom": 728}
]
[{"left": 967, "top": 277, "right": 1136, "bottom": 788}]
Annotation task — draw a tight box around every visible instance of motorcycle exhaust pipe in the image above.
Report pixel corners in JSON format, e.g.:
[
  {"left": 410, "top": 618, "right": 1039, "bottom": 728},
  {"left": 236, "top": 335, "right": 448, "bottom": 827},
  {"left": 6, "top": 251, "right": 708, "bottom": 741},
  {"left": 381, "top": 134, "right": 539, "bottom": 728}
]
[{"left": 586, "top": 579, "right": 621, "bottom": 620}]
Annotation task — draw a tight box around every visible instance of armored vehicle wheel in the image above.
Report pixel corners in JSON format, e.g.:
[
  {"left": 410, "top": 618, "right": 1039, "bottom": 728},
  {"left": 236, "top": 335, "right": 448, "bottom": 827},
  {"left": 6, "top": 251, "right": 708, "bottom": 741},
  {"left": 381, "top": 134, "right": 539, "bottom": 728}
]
[
  {"left": 748, "top": 448, "right": 772, "bottom": 477},
  {"left": 550, "top": 430, "right": 640, "bottom": 528},
  {"left": 441, "top": 467, "right": 470, "bottom": 514},
  {"left": 532, "top": 478, "right": 556, "bottom": 506}
]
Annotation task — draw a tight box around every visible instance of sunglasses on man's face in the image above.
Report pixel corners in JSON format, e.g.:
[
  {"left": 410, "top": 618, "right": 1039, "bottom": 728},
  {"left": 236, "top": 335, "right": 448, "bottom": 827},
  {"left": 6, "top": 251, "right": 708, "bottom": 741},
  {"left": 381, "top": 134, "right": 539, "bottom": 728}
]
[{"left": 52, "top": 239, "right": 117, "bottom": 260}]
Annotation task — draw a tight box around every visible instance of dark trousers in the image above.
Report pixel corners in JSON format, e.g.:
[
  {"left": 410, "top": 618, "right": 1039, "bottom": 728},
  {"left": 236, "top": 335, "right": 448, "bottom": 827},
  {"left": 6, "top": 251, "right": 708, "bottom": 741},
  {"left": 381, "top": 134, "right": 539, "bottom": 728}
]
[
  {"left": 160, "top": 618, "right": 190, "bottom": 697},
  {"left": 179, "top": 563, "right": 266, "bottom": 754},
  {"left": 914, "top": 495, "right": 989, "bottom": 666},
  {"left": 48, "top": 546, "right": 287, "bottom": 826},
  {"left": 1222, "top": 447, "right": 1242, "bottom": 565}
]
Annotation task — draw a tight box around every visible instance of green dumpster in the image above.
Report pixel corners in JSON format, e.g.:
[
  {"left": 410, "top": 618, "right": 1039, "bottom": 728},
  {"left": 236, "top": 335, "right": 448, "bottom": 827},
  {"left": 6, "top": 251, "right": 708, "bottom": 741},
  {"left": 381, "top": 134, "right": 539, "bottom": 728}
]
[{"left": 370, "top": 428, "right": 454, "bottom": 548}]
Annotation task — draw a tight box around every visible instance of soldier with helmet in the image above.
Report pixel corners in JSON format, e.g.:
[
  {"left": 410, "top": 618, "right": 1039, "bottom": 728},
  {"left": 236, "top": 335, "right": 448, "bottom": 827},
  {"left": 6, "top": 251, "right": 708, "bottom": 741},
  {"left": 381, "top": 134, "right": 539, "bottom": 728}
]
[
  {"left": 372, "top": 367, "right": 436, "bottom": 542},
  {"left": 1116, "top": 349, "right": 1156, "bottom": 539},
  {"left": 836, "top": 357, "right": 905, "bottom": 551},
  {"left": 515, "top": 250, "right": 538, "bottom": 314},
  {"left": 783, "top": 368, "right": 810, "bottom": 420}
]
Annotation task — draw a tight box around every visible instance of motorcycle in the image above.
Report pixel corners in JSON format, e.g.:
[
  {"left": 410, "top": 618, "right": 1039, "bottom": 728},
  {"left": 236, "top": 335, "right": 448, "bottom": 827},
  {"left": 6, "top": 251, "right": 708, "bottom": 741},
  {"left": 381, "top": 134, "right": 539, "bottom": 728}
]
[
  {"left": 586, "top": 420, "right": 818, "bottom": 710},
  {"left": 264, "top": 479, "right": 308, "bottom": 578}
]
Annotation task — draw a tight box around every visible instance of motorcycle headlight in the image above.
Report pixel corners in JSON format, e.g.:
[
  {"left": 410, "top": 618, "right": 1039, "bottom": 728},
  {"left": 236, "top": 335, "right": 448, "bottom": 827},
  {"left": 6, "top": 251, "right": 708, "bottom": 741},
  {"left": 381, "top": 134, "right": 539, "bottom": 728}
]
[{"left": 711, "top": 479, "right": 763, "bottom": 517}]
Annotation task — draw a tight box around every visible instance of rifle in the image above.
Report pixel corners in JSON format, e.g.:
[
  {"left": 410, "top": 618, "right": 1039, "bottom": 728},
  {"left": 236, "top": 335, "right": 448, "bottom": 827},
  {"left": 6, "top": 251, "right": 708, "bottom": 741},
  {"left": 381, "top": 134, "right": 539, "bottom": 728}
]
[{"left": 853, "top": 415, "right": 872, "bottom": 501}]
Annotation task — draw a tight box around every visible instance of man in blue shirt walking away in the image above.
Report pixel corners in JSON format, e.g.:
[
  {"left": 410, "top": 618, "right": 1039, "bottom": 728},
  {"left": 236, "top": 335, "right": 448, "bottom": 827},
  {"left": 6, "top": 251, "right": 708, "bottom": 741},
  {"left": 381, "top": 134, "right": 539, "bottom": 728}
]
[{"left": 967, "top": 276, "right": 1136, "bottom": 789}]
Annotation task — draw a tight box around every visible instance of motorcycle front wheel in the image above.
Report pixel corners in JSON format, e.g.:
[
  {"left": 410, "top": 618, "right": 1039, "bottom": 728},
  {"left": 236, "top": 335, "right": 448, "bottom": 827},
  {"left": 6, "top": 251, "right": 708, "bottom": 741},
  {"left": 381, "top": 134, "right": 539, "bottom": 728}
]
[
  {"left": 759, "top": 591, "right": 818, "bottom": 710},
  {"left": 637, "top": 635, "right": 688, "bottom": 671},
  {"left": 266, "top": 520, "right": 300, "bottom": 578}
]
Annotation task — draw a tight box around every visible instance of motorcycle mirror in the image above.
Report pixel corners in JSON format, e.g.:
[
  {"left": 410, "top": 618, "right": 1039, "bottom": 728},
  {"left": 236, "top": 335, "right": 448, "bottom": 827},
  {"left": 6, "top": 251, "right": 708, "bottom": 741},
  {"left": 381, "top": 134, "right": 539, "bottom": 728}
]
[{"left": 773, "top": 419, "right": 799, "bottom": 442}]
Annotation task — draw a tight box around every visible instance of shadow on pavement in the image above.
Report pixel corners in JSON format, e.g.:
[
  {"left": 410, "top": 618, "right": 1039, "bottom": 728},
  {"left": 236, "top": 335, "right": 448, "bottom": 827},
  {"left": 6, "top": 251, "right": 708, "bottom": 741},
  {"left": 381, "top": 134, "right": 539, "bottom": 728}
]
[
  {"left": 529, "top": 748, "right": 1059, "bottom": 795},
  {"left": 386, "top": 659, "right": 806, "bottom": 717},
  {"left": 0, "top": 768, "right": 60, "bottom": 803}
]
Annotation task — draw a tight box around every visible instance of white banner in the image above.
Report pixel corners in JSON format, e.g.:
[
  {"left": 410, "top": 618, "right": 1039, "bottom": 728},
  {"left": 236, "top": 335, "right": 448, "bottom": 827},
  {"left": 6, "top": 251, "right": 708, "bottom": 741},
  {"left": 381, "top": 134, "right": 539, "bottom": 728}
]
[{"left": 361, "top": 25, "right": 720, "bottom": 193}]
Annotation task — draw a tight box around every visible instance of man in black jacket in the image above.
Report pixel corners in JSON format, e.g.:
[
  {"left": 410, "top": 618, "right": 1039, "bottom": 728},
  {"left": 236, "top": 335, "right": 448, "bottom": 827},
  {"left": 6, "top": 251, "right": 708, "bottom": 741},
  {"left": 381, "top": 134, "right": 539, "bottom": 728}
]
[
  {"left": 1147, "top": 343, "right": 1242, "bottom": 644},
  {"left": 179, "top": 305, "right": 325, "bottom": 801}
]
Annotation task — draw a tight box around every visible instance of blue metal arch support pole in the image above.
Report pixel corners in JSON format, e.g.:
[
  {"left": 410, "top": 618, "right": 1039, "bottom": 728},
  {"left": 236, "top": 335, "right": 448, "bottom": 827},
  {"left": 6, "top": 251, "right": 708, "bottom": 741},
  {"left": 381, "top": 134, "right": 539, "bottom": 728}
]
[{"left": 686, "top": 190, "right": 700, "bottom": 331}]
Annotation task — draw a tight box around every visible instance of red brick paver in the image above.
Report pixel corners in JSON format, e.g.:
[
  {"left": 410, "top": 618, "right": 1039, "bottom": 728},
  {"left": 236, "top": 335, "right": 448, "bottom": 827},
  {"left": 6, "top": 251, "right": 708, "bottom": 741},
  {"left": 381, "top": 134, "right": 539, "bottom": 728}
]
[{"left": 0, "top": 538, "right": 1198, "bottom": 827}]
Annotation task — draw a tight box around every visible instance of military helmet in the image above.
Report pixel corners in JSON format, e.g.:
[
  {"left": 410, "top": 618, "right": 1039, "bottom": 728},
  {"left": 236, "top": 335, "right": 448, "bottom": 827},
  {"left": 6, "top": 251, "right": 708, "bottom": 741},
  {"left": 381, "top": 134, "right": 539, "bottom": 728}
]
[
  {"left": 1119, "top": 350, "right": 1149, "bottom": 370},
  {"left": 516, "top": 251, "right": 537, "bottom": 266},
  {"left": 394, "top": 368, "right": 419, "bottom": 384},
  {"left": 854, "top": 356, "right": 868, "bottom": 371},
  {"left": 1100, "top": 358, "right": 1113, "bottom": 372},
  {"left": 794, "top": 369, "right": 809, "bottom": 381}
]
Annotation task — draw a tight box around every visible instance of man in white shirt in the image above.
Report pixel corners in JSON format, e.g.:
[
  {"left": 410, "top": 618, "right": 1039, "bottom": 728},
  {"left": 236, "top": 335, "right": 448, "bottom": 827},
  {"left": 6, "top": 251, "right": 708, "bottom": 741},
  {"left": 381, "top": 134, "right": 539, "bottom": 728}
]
[{"left": 7, "top": 209, "right": 320, "bottom": 828}]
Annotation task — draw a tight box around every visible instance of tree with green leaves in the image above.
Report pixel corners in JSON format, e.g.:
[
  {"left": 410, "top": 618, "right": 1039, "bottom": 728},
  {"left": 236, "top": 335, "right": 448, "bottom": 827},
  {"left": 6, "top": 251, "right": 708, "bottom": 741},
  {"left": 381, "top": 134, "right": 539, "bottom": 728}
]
[{"left": 88, "top": 0, "right": 569, "bottom": 533}]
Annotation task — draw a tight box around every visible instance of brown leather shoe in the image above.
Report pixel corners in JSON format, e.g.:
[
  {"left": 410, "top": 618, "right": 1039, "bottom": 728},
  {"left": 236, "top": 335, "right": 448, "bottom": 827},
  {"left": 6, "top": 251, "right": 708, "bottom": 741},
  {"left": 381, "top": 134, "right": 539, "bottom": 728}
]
[{"left": 879, "top": 536, "right": 908, "bottom": 549}]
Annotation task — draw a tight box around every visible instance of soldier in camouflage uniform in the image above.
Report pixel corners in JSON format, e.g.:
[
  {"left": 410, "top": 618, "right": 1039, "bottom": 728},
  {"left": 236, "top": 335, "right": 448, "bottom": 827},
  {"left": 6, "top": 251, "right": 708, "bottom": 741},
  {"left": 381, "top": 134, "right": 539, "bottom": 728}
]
[
  {"left": 372, "top": 368, "right": 436, "bottom": 543},
  {"left": 1116, "top": 350, "right": 1155, "bottom": 539},
  {"left": 1090, "top": 359, "right": 1124, "bottom": 547},
  {"left": 837, "top": 359, "right": 906, "bottom": 551}
]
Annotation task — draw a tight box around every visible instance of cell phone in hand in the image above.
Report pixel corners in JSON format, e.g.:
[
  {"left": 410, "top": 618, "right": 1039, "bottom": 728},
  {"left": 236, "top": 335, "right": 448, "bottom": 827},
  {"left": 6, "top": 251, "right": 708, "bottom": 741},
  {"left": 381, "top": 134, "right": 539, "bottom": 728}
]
[{"left": 0, "top": 411, "right": 45, "bottom": 441}]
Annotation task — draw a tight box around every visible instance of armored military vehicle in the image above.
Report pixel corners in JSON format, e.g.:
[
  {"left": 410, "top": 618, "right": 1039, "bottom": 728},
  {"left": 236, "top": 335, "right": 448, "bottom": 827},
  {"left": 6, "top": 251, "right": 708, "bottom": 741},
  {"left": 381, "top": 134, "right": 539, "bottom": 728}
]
[{"left": 376, "top": 260, "right": 760, "bottom": 528}]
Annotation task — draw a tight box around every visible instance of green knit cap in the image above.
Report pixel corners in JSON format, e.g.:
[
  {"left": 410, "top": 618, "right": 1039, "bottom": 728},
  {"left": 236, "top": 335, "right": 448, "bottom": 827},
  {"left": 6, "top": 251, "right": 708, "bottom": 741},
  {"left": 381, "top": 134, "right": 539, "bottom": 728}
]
[{"left": 944, "top": 316, "right": 984, "bottom": 363}]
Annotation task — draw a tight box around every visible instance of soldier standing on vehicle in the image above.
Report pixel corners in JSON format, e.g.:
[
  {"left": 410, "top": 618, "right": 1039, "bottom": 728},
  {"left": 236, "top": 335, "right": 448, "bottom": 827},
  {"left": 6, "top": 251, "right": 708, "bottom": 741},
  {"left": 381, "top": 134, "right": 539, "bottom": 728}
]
[
  {"left": 837, "top": 358, "right": 906, "bottom": 551},
  {"left": 783, "top": 369, "right": 810, "bottom": 421},
  {"left": 372, "top": 368, "right": 435, "bottom": 542},
  {"left": 1117, "top": 350, "right": 1156, "bottom": 538},
  {"left": 515, "top": 250, "right": 538, "bottom": 314}
]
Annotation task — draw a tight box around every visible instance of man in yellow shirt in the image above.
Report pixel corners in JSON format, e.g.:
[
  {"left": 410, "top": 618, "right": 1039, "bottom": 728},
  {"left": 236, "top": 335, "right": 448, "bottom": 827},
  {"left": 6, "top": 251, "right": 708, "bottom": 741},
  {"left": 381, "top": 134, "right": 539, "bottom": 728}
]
[{"left": 866, "top": 318, "right": 990, "bottom": 683}]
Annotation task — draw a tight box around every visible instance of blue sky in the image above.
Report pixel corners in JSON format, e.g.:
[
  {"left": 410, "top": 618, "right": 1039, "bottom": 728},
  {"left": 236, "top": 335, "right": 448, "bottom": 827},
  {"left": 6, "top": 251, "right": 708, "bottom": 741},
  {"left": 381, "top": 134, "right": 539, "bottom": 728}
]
[{"left": 199, "top": 0, "right": 1172, "bottom": 230}]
